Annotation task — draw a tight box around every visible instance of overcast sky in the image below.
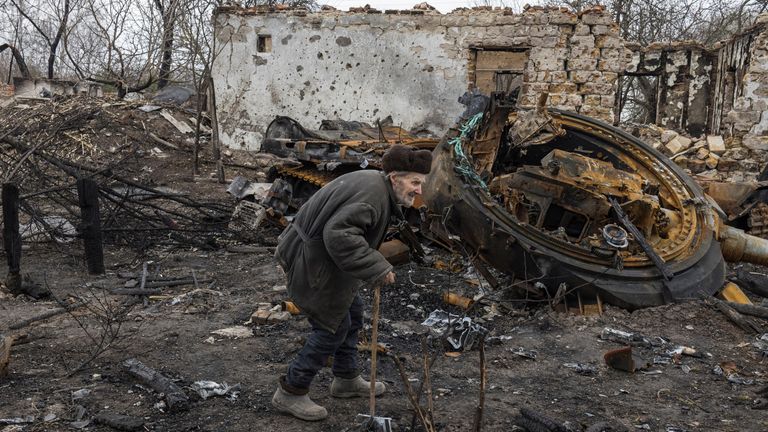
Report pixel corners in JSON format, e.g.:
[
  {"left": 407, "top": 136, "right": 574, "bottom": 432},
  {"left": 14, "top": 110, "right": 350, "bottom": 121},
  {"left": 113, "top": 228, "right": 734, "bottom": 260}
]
[{"left": 321, "top": 0, "right": 532, "bottom": 14}]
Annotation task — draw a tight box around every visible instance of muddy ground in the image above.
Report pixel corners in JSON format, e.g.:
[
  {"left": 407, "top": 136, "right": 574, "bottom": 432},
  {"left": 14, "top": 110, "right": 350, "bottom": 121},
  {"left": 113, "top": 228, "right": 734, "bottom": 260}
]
[
  {"left": 1, "top": 100, "right": 768, "bottom": 432},
  {"left": 2, "top": 228, "right": 768, "bottom": 431}
]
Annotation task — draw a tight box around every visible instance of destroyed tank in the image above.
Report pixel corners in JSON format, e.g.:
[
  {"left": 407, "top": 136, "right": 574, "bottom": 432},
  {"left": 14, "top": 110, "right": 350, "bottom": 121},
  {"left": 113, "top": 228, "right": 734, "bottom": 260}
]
[
  {"left": 259, "top": 94, "right": 768, "bottom": 309},
  {"left": 422, "top": 93, "right": 768, "bottom": 309}
]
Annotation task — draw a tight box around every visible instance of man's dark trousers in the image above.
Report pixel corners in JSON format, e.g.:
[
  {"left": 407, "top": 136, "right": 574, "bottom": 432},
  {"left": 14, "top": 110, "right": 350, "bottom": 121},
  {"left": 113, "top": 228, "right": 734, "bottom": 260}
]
[{"left": 282, "top": 294, "right": 363, "bottom": 393}]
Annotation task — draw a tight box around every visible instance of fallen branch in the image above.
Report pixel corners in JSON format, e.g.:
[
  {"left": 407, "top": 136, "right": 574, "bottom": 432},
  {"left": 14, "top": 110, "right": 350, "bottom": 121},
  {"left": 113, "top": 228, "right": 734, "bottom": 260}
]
[
  {"left": 8, "top": 301, "right": 88, "bottom": 330},
  {"left": 123, "top": 358, "right": 189, "bottom": 411},
  {"left": 735, "top": 269, "right": 768, "bottom": 298},
  {"left": 226, "top": 245, "right": 276, "bottom": 254},
  {"left": 473, "top": 336, "right": 487, "bottom": 432},
  {"left": 421, "top": 337, "right": 435, "bottom": 428},
  {"left": 110, "top": 288, "right": 163, "bottom": 296},
  {"left": 389, "top": 353, "right": 435, "bottom": 432},
  {"left": 148, "top": 133, "right": 180, "bottom": 151},
  {"left": 725, "top": 301, "right": 768, "bottom": 320},
  {"left": 1, "top": 333, "right": 30, "bottom": 377},
  {"left": 0, "top": 335, "right": 14, "bottom": 377},
  {"left": 708, "top": 298, "right": 763, "bottom": 333}
]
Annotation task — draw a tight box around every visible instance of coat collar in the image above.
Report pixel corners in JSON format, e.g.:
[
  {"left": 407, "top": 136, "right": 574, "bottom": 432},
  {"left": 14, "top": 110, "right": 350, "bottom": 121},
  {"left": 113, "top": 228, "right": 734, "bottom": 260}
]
[{"left": 382, "top": 172, "right": 405, "bottom": 222}]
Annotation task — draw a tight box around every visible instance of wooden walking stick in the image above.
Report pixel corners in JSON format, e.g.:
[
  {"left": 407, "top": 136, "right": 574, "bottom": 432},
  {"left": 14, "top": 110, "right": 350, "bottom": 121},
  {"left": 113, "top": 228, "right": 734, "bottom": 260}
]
[
  {"left": 369, "top": 280, "right": 382, "bottom": 421},
  {"left": 355, "top": 280, "right": 392, "bottom": 432}
]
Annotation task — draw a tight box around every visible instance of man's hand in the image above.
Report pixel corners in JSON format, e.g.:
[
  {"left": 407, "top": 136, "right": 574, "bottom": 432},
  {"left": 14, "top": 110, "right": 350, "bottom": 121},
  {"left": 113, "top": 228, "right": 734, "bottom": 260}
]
[{"left": 383, "top": 271, "right": 396, "bottom": 285}]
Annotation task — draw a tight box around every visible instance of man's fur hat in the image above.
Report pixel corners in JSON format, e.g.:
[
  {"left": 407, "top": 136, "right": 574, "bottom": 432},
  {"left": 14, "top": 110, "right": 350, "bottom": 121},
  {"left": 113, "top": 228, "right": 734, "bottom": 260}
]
[{"left": 382, "top": 145, "right": 432, "bottom": 174}]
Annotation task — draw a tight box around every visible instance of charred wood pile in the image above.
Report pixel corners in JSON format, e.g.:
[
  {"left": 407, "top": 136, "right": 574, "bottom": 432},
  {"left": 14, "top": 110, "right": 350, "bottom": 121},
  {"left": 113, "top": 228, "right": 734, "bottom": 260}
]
[{"left": 0, "top": 96, "right": 238, "bottom": 255}]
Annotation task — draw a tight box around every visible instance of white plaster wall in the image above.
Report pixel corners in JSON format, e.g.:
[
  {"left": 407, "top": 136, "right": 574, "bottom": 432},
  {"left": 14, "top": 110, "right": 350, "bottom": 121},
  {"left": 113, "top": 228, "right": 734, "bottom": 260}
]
[
  {"left": 213, "top": 13, "right": 470, "bottom": 150},
  {"left": 212, "top": 9, "right": 623, "bottom": 150}
]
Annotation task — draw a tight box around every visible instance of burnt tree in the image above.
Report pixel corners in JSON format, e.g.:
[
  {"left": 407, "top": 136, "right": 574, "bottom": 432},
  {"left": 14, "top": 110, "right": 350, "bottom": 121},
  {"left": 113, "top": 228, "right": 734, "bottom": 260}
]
[
  {"left": 154, "top": 0, "right": 180, "bottom": 89},
  {"left": 77, "top": 178, "right": 104, "bottom": 274},
  {"left": 2, "top": 183, "right": 21, "bottom": 293},
  {"left": 11, "top": 0, "right": 72, "bottom": 79}
]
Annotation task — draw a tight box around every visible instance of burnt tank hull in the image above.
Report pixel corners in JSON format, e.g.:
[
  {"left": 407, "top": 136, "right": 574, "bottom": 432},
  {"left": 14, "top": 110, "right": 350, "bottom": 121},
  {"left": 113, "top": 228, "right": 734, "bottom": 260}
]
[{"left": 423, "top": 107, "right": 726, "bottom": 308}]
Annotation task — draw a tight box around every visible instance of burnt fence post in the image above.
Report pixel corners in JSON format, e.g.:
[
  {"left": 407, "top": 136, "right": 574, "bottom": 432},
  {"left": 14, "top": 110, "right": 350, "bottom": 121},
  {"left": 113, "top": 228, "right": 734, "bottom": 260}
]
[
  {"left": 2, "top": 183, "right": 21, "bottom": 293},
  {"left": 77, "top": 178, "right": 105, "bottom": 274}
]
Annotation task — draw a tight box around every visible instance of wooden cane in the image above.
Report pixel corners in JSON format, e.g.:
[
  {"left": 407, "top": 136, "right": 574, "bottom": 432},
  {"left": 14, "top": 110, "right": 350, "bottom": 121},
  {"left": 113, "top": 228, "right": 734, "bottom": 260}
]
[{"left": 369, "top": 281, "right": 382, "bottom": 420}]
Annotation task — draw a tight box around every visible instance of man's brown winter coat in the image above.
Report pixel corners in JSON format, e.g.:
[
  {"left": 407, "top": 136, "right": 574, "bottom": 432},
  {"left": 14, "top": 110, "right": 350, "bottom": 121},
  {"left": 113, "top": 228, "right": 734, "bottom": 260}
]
[{"left": 275, "top": 170, "right": 402, "bottom": 332}]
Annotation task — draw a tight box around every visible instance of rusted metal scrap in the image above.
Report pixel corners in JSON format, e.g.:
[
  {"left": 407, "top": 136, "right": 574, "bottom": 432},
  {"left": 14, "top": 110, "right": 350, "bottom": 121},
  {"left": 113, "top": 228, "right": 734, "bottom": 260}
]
[
  {"left": 422, "top": 93, "right": 768, "bottom": 309},
  {"left": 261, "top": 116, "right": 439, "bottom": 216}
]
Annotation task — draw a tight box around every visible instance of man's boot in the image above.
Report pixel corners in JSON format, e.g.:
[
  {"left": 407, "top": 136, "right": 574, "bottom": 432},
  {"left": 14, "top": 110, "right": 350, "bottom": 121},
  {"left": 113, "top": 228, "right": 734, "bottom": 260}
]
[
  {"left": 330, "top": 375, "right": 386, "bottom": 398},
  {"left": 271, "top": 386, "right": 328, "bottom": 421}
]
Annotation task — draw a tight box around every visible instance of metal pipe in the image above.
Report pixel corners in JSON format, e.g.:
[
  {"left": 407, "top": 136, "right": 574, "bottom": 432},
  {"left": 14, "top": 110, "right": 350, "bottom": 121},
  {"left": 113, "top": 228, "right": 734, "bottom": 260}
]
[{"left": 719, "top": 225, "right": 768, "bottom": 266}]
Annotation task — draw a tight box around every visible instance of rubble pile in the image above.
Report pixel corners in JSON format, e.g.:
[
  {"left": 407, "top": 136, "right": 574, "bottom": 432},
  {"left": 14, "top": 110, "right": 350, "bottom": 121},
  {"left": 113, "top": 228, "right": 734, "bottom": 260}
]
[
  {"left": 0, "top": 96, "right": 244, "bottom": 250},
  {"left": 635, "top": 124, "right": 760, "bottom": 182}
]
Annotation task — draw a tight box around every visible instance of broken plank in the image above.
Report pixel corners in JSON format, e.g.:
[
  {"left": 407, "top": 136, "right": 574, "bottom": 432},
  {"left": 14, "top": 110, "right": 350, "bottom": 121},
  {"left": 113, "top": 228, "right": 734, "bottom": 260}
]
[
  {"left": 9, "top": 301, "right": 88, "bottom": 330},
  {"left": 123, "top": 358, "right": 189, "bottom": 411},
  {"left": 110, "top": 288, "right": 162, "bottom": 296},
  {"left": 159, "top": 109, "right": 194, "bottom": 134}
]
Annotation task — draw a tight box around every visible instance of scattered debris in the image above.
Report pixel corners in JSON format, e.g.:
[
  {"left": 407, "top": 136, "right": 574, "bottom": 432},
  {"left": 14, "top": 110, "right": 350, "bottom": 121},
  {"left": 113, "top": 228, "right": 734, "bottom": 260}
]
[
  {"left": 600, "top": 328, "right": 664, "bottom": 348},
  {"left": 562, "top": 362, "right": 598, "bottom": 376},
  {"left": 0, "top": 416, "right": 35, "bottom": 426},
  {"left": 442, "top": 292, "right": 474, "bottom": 309},
  {"left": 191, "top": 381, "right": 241, "bottom": 400},
  {"left": 123, "top": 358, "right": 189, "bottom": 411},
  {"left": 604, "top": 346, "right": 650, "bottom": 373},
  {"left": 713, "top": 361, "right": 755, "bottom": 385},
  {"left": 421, "top": 310, "right": 488, "bottom": 351},
  {"left": 226, "top": 176, "right": 272, "bottom": 201},
  {"left": 210, "top": 326, "right": 253, "bottom": 338},
  {"left": 246, "top": 303, "right": 293, "bottom": 324},
  {"left": 753, "top": 334, "right": 768, "bottom": 357},
  {"left": 71, "top": 389, "right": 92, "bottom": 400},
  {"left": 510, "top": 347, "right": 538, "bottom": 360},
  {"left": 93, "top": 412, "right": 145, "bottom": 431}
]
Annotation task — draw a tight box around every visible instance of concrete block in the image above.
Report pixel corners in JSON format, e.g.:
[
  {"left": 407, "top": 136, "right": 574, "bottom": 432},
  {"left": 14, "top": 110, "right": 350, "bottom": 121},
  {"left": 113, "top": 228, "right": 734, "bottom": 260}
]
[
  {"left": 581, "top": 12, "right": 614, "bottom": 26},
  {"left": 741, "top": 159, "right": 760, "bottom": 172},
  {"left": 574, "top": 23, "right": 590, "bottom": 35},
  {"left": 723, "top": 147, "right": 750, "bottom": 160},
  {"left": 595, "top": 35, "right": 622, "bottom": 48},
  {"left": 743, "top": 134, "right": 768, "bottom": 151},
  {"left": 665, "top": 137, "right": 685, "bottom": 155},
  {"left": 706, "top": 155, "right": 719, "bottom": 170},
  {"left": 716, "top": 158, "right": 740, "bottom": 172},
  {"left": 677, "top": 135, "right": 692, "bottom": 149},
  {"left": 661, "top": 129, "right": 679, "bottom": 144},
  {"left": 707, "top": 135, "right": 726, "bottom": 155},
  {"left": 568, "top": 57, "right": 598, "bottom": 70},
  {"left": 673, "top": 156, "right": 689, "bottom": 169},
  {"left": 688, "top": 158, "right": 707, "bottom": 173},
  {"left": 695, "top": 147, "right": 710, "bottom": 160}
]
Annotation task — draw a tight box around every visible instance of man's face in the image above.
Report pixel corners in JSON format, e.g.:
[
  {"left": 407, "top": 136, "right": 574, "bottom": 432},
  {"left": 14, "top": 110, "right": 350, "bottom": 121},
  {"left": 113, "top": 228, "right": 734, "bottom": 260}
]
[{"left": 390, "top": 172, "right": 426, "bottom": 207}]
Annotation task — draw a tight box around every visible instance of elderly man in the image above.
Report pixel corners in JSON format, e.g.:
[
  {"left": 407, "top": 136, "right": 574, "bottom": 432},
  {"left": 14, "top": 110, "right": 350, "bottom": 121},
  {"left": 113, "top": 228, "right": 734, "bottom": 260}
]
[{"left": 271, "top": 144, "right": 432, "bottom": 421}]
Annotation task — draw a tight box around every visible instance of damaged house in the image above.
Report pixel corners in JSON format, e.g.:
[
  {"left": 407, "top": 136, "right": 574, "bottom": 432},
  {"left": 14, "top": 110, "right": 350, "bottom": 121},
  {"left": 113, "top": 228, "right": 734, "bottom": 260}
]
[{"left": 212, "top": 6, "right": 768, "bottom": 177}]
